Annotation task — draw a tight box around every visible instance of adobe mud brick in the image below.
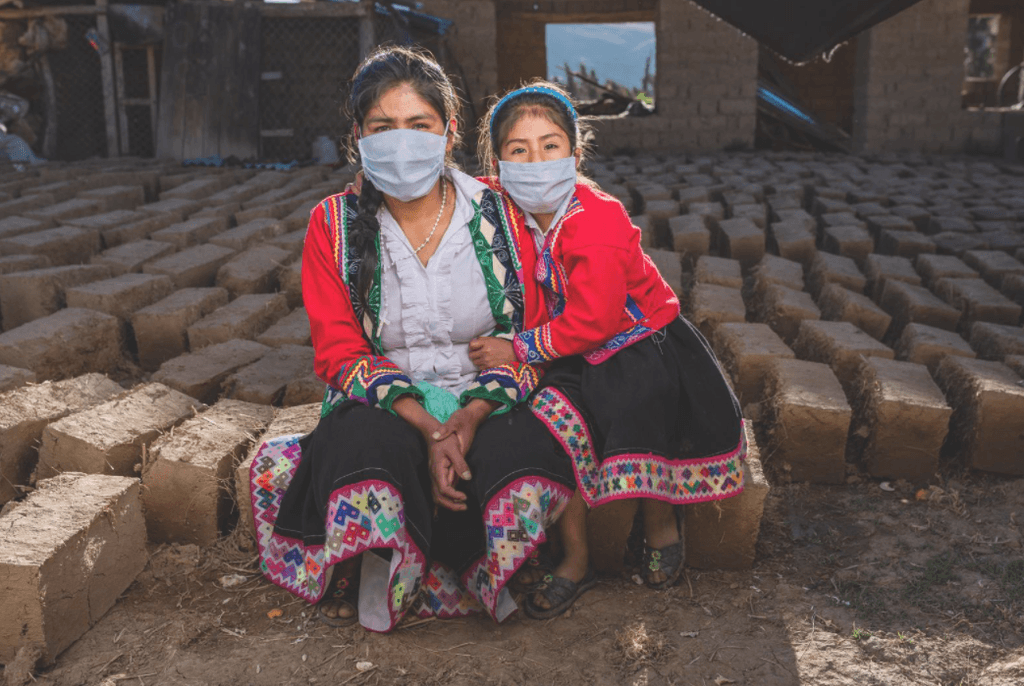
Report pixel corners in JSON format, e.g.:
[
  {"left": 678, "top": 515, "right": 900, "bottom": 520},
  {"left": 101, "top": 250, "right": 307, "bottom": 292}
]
[
  {"left": 137, "top": 198, "right": 200, "bottom": 220},
  {"left": 283, "top": 369, "right": 325, "bottom": 406},
  {"left": 91, "top": 240, "right": 175, "bottom": 276},
  {"left": 23, "top": 198, "right": 104, "bottom": 226},
  {"left": 852, "top": 202, "right": 888, "bottom": 221},
  {"left": 0, "top": 216, "right": 51, "bottom": 241},
  {"left": 981, "top": 231, "right": 1024, "bottom": 253},
  {"left": 0, "top": 193, "right": 56, "bottom": 220},
  {"left": 931, "top": 231, "right": 987, "bottom": 256},
  {"left": 772, "top": 209, "right": 815, "bottom": 232},
  {"left": 1004, "top": 355, "right": 1024, "bottom": 378},
  {"left": 717, "top": 217, "right": 764, "bottom": 270},
  {"left": 934, "top": 278, "right": 1022, "bottom": 329},
  {"left": 750, "top": 255, "right": 804, "bottom": 297},
  {"left": 927, "top": 215, "right": 975, "bottom": 235},
  {"left": 0, "top": 264, "right": 112, "bottom": 329},
  {"left": 142, "top": 243, "right": 236, "bottom": 288},
  {"left": 848, "top": 358, "right": 951, "bottom": 483},
  {"left": 77, "top": 185, "right": 145, "bottom": 212},
  {"left": 646, "top": 249, "right": 682, "bottom": 297},
  {"left": 209, "top": 218, "right": 285, "bottom": 252},
  {"left": 234, "top": 402, "right": 321, "bottom": 541},
  {"left": 132, "top": 288, "right": 229, "bottom": 372},
  {"left": 895, "top": 323, "right": 976, "bottom": 373},
  {"left": 763, "top": 358, "right": 851, "bottom": 484},
  {"left": 38, "top": 383, "right": 202, "bottom": 478},
  {"left": 0, "top": 308, "right": 122, "bottom": 380},
  {"left": 668, "top": 215, "right": 710, "bottom": 261},
  {"left": 0, "top": 364, "right": 34, "bottom": 393},
  {"left": 961, "top": 250, "right": 1024, "bottom": 289},
  {"left": 688, "top": 201, "right": 725, "bottom": 228},
  {"left": 685, "top": 426, "right": 769, "bottom": 570},
  {"left": 866, "top": 215, "right": 915, "bottom": 239},
  {"left": 819, "top": 212, "right": 865, "bottom": 232},
  {"left": 216, "top": 245, "right": 292, "bottom": 299},
  {"left": 142, "top": 399, "right": 274, "bottom": 546},
  {"left": 880, "top": 280, "right": 961, "bottom": 337},
  {"left": 280, "top": 257, "right": 303, "bottom": 308},
  {"left": 0, "top": 374, "right": 122, "bottom": 505},
  {"left": 711, "top": 323, "right": 794, "bottom": 407},
  {"left": 99, "top": 212, "right": 179, "bottom": 248},
  {"left": 223, "top": 344, "right": 315, "bottom": 405},
  {"left": 153, "top": 339, "right": 270, "bottom": 404},
  {"left": 187, "top": 293, "right": 288, "bottom": 350},
  {"left": 792, "top": 320, "right": 894, "bottom": 391},
  {"left": 159, "top": 176, "right": 231, "bottom": 202},
  {"left": 1003, "top": 274, "right": 1024, "bottom": 308},
  {"left": 769, "top": 221, "right": 816, "bottom": 266},
  {"left": 643, "top": 199, "right": 680, "bottom": 238},
  {"left": 757, "top": 284, "right": 821, "bottom": 344},
  {"left": 915, "top": 254, "right": 979, "bottom": 287},
  {"left": 890, "top": 204, "right": 931, "bottom": 231},
  {"left": 694, "top": 256, "right": 743, "bottom": 289},
  {"left": 282, "top": 200, "right": 319, "bottom": 232},
  {"left": 822, "top": 225, "right": 873, "bottom": 265},
  {"left": 969, "top": 322, "right": 1024, "bottom": 360},
  {"left": 61, "top": 209, "right": 147, "bottom": 235},
  {"left": 267, "top": 229, "right": 306, "bottom": 260},
  {"left": 807, "top": 252, "right": 865, "bottom": 298},
  {"left": 688, "top": 284, "right": 746, "bottom": 340},
  {"left": 864, "top": 254, "right": 921, "bottom": 302},
  {"left": 631, "top": 215, "right": 655, "bottom": 249},
  {"left": 934, "top": 357, "right": 1024, "bottom": 476},
  {"left": 0, "top": 473, "right": 146, "bottom": 665},
  {"left": 0, "top": 253, "right": 49, "bottom": 276},
  {"left": 0, "top": 227, "right": 100, "bottom": 267},
  {"left": 150, "top": 216, "right": 230, "bottom": 248},
  {"left": 879, "top": 230, "right": 936, "bottom": 260},
  {"left": 256, "top": 306, "right": 310, "bottom": 348},
  {"left": 65, "top": 273, "right": 174, "bottom": 321},
  {"left": 816, "top": 283, "right": 892, "bottom": 341},
  {"left": 812, "top": 197, "right": 850, "bottom": 216}
]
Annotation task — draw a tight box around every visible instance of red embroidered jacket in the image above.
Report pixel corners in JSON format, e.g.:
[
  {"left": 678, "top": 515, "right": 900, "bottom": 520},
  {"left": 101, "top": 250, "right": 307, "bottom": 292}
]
[
  {"left": 495, "top": 182, "right": 681, "bottom": 365},
  {"left": 303, "top": 188, "right": 547, "bottom": 414}
]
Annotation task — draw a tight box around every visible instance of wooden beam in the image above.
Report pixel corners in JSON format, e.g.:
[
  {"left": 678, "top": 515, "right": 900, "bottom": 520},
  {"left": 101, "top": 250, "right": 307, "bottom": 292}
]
[
  {"left": 0, "top": 5, "right": 104, "bottom": 20},
  {"left": 114, "top": 44, "right": 131, "bottom": 156},
  {"left": 359, "top": 0, "right": 375, "bottom": 60},
  {"left": 95, "top": 0, "right": 120, "bottom": 156}
]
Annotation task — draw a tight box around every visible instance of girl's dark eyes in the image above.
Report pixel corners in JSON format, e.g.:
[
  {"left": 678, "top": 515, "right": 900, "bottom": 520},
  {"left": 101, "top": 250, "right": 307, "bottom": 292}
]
[{"left": 544, "top": 143, "right": 560, "bottom": 150}]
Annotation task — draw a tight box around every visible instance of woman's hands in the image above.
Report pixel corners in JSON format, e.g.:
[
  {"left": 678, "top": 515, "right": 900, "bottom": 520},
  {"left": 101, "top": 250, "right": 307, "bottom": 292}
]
[
  {"left": 469, "top": 336, "right": 517, "bottom": 369},
  {"left": 429, "top": 399, "right": 499, "bottom": 511}
]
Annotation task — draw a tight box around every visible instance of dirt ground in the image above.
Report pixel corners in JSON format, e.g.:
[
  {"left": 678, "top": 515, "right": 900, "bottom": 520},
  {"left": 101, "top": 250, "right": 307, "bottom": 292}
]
[{"left": 4, "top": 464, "right": 1021, "bottom": 686}]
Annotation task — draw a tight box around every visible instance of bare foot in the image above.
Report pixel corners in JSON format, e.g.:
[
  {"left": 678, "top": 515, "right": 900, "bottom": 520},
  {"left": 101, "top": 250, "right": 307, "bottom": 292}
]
[{"left": 319, "top": 558, "right": 359, "bottom": 623}]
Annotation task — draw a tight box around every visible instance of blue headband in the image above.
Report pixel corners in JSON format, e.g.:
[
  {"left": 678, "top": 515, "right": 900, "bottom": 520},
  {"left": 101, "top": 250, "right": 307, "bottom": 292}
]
[{"left": 489, "top": 86, "right": 579, "bottom": 144}]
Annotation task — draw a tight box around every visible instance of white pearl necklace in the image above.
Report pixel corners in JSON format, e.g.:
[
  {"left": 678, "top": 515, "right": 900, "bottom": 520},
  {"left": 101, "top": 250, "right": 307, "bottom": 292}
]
[{"left": 411, "top": 178, "right": 448, "bottom": 255}]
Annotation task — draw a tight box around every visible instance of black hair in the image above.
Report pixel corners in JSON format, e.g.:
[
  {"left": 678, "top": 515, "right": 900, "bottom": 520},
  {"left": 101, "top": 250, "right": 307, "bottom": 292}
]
[{"left": 344, "top": 45, "right": 461, "bottom": 309}]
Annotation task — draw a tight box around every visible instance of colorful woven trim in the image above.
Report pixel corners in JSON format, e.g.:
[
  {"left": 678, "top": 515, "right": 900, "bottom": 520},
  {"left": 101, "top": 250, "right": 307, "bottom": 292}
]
[
  {"left": 582, "top": 297, "right": 656, "bottom": 365},
  {"left": 513, "top": 327, "right": 559, "bottom": 364},
  {"left": 530, "top": 388, "right": 747, "bottom": 507},
  {"left": 411, "top": 562, "right": 483, "bottom": 619},
  {"left": 321, "top": 355, "right": 422, "bottom": 416},
  {"left": 250, "top": 435, "right": 427, "bottom": 633},
  {"left": 460, "top": 362, "right": 540, "bottom": 413},
  {"left": 459, "top": 476, "right": 572, "bottom": 620}
]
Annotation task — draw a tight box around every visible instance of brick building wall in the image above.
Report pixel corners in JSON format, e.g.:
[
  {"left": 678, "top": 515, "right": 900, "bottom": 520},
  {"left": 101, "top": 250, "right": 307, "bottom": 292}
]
[
  {"left": 592, "top": 0, "right": 758, "bottom": 154},
  {"left": 852, "top": 0, "right": 972, "bottom": 153}
]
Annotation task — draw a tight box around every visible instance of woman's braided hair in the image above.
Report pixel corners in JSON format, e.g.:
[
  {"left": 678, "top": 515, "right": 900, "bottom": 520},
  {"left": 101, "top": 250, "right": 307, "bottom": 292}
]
[{"left": 344, "top": 45, "right": 462, "bottom": 308}]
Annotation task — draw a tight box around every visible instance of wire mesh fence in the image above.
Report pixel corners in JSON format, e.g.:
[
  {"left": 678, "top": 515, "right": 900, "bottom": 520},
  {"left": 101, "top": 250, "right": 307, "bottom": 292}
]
[
  {"left": 48, "top": 14, "right": 106, "bottom": 161},
  {"left": 259, "top": 16, "right": 361, "bottom": 162}
]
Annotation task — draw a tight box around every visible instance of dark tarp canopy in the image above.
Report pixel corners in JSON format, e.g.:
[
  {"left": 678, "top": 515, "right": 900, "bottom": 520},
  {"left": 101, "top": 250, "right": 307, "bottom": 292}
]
[{"left": 689, "top": 0, "right": 925, "bottom": 63}]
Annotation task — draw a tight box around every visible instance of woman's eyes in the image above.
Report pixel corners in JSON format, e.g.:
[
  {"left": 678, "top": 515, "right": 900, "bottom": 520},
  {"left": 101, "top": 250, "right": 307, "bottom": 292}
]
[
  {"left": 544, "top": 143, "right": 561, "bottom": 151},
  {"left": 511, "top": 147, "right": 527, "bottom": 155}
]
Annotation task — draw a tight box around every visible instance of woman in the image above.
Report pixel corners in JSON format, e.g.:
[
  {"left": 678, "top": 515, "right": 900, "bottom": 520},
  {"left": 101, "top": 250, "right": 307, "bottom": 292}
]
[
  {"left": 466, "top": 81, "right": 747, "bottom": 617},
  {"left": 249, "top": 49, "right": 574, "bottom": 632}
]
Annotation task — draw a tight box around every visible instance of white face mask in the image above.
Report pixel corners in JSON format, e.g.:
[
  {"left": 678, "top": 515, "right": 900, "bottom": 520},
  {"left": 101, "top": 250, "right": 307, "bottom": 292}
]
[
  {"left": 498, "top": 156, "right": 577, "bottom": 215},
  {"left": 358, "top": 124, "right": 449, "bottom": 202}
]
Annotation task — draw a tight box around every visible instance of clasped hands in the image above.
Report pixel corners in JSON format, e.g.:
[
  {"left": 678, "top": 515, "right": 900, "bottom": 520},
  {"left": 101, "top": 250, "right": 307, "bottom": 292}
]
[{"left": 427, "top": 336, "right": 517, "bottom": 512}]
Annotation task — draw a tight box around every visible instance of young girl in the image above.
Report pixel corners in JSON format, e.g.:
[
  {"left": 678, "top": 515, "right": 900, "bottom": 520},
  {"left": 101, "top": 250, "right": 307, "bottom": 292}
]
[{"left": 465, "top": 82, "right": 747, "bottom": 618}]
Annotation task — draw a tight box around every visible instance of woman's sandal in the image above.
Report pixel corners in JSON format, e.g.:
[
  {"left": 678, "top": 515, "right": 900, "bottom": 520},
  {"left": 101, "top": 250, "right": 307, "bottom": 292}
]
[
  {"left": 642, "top": 540, "right": 684, "bottom": 590},
  {"left": 508, "top": 548, "right": 556, "bottom": 594},
  {"left": 523, "top": 568, "right": 598, "bottom": 620},
  {"left": 317, "top": 570, "right": 359, "bottom": 627}
]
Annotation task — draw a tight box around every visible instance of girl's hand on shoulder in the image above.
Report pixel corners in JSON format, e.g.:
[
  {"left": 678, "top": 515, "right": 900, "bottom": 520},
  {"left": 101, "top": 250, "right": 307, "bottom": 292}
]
[{"left": 468, "top": 337, "right": 516, "bottom": 370}]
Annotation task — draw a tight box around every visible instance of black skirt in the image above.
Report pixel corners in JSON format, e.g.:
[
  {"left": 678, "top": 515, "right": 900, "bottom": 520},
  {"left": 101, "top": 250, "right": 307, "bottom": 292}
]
[
  {"left": 250, "top": 400, "right": 574, "bottom": 632},
  {"left": 530, "top": 316, "right": 747, "bottom": 507}
]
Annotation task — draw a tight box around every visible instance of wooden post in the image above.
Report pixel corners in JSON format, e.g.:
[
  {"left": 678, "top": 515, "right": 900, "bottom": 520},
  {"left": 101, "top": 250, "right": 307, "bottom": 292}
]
[
  {"left": 113, "top": 44, "right": 130, "bottom": 155},
  {"left": 39, "top": 54, "right": 58, "bottom": 159},
  {"left": 95, "top": 0, "right": 120, "bottom": 156},
  {"left": 358, "top": 0, "right": 374, "bottom": 60},
  {"left": 147, "top": 44, "right": 158, "bottom": 154}
]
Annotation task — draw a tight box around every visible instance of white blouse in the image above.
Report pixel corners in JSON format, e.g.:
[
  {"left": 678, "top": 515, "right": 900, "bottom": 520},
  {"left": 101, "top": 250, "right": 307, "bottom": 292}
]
[
  {"left": 377, "top": 169, "right": 496, "bottom": 396},
  {"left": 523, "top": 191, "right": 573, "bottom": 257}
]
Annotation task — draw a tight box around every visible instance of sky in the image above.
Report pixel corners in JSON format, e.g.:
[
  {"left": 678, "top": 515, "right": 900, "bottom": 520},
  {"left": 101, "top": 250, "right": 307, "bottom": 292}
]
[{"left": 545, "top": 23, "right": 656, "bottom": 92}]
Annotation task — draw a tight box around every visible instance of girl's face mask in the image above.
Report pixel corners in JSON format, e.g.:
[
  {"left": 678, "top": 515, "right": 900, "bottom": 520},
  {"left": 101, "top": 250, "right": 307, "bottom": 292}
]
[
  {"left": 498, "top": 156, "right": 577, "bottom": 215},
  {"left": 358, "top": 123, "right": 449, "bottom": 202}
]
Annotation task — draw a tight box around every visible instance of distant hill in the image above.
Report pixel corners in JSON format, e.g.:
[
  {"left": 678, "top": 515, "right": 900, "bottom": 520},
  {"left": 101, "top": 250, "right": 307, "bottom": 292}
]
[{"left": 545, "top": 23, "right": 656, "bottom": 92}]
